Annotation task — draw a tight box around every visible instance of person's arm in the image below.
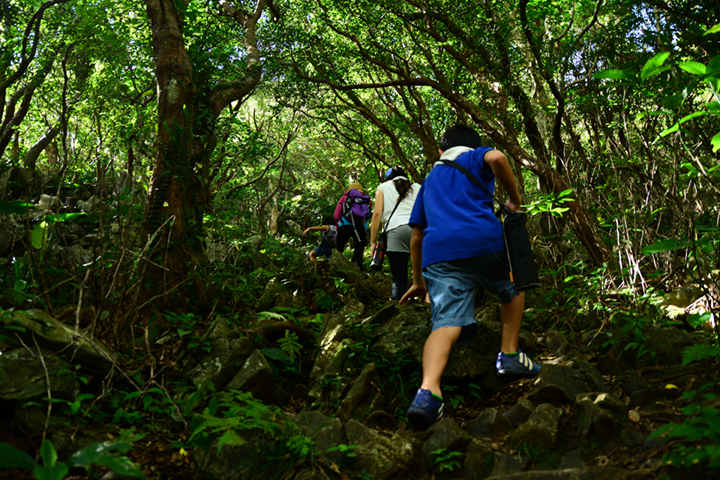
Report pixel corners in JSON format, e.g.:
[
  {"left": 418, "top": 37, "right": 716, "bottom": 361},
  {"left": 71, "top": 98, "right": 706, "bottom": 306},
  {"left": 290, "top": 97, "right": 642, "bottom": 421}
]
[
  {"left": 484, "top": 149, "right": 522, "bottom": 212},
  {"left": 302, "top": 225, "right": 329, "bottom": 236},
  {"left": 399, "top": 226, "right": 429, "bottom": 304},
  {"left": 369, "top": 189, "right": 384, "bottom": 250}
]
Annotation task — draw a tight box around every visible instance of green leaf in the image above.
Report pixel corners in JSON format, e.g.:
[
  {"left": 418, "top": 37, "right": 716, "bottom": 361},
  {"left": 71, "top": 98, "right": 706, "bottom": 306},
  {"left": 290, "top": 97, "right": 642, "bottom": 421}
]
[
  {"left": 0, "top": 442, "right": 37, "bottom": 469},
  {"left": 594, "top": 69, "right": 633, "bottom": 80},
  {"left": 14, "top": 279, "right": 27, "bottom": 292},
  {"left": 260, "top": 348, "right": 291, "bottom": 362},
  {"left": 709, "top": 55, "right": 720, "bottom": 72},
  {"left": 641, "top": 238, "right": 690, "bottom": 255},
  {"left": 0, "top": 201, "right": 35, "bottom": 214},
  {"left": 217, "top": 430, "right": 246, "bottom": 450},
  {"left": 679, "top": 61, "right": 707, "bottom": 75},
  {"left": 47, "top": 212, "right": 86, "bottom": 222},
  {"left": 641, "top": 52, "right": 671, "bottom": 81},
  {"left": 40, "top": 439, "right": 58, "bottom": 467},
  {"left": 679, "top": 111, "right": 708, "bottom": 123},
  {"left": 123, "top": 391, "right": 142, "bottom": 401},
  {"left": 661, "top": 94, "right": 683, "bottom": 110},
  {"left": 704, "top": 24, "right": 720, "bottom": 36},
  {"left": 659, "top": 123, "right": 680, "bottom": 137},
  {"left": 68, "top": 442, "right": 144, "bottom": 478},
  {"left": 708, "top": 102, "right": 720, "bottom": 114},
  {"left": 33, "top": 463, "right": 69, "bottom": 480},
  {"left": 712, "top": 132, "right": 720, "bottom": 153},
  {"left": 31, "top": 221, "right": 48, "bottom": 249}
]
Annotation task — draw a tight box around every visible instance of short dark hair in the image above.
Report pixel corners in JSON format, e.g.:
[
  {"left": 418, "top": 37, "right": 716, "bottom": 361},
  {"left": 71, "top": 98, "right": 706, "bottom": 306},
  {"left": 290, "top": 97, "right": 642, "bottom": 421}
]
[
  {"left": 439, "top": 125, "right": 483, "bottom": 151},
  {"left": 321, "top": 215, "right": 335, "bottom": 225}
]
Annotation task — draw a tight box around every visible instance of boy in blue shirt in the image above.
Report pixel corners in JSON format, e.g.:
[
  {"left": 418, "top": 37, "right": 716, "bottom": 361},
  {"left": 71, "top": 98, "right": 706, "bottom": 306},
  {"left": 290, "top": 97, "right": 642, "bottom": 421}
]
[{"left": 400, "top": 125, "right": 541, "bottom": 430}]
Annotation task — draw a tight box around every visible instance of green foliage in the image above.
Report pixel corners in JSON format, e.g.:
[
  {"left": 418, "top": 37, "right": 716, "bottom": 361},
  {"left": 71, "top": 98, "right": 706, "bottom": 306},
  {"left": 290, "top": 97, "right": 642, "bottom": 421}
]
[
  {"left": 519, "top": 443, "right": 562, "bottom": 469},
  {"left": 326, "top": 443, "right": 359, "bottom": 468},
  {"left": 648, "top": 381, "right": 720, "bottom": 468},
  {"left": 0, "top": 201, "right": 35, "bottom": 215},
  {"left": 0, "top": 434, "right": 144, "bottom": 480},
  {"left": 284, "top": 434, "right": 314, "bottom": 461},
  {"left": 163, "top": 312, "right": 211, "bottom": 353},
  {"left": 682, "top": 344, "right": 720, "bottom": 366},
  {"left": 431, "top": 448, "right": 464, "bottom": 473},
  {"left": 187, "top": 390, "right": 283, "bottom": 452},
  {"left": 602, "top": 312, "right": 656, "bottom": 360},
  {"left": 524, "top": 189, "right": 574, "bottom": 218},
  {"left": 278, "top": 330, "right": 302, "bottom": 363}
]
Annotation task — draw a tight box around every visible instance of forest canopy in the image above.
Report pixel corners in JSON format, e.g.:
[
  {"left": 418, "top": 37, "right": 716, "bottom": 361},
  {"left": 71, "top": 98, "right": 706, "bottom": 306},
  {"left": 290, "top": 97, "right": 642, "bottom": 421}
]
[{"left": 1, "top": 0, "right": 720, "bottom": 478}]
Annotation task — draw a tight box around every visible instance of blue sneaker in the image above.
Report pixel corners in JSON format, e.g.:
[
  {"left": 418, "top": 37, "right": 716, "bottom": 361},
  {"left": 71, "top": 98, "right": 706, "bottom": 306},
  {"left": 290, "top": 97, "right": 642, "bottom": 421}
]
[
  {"left": 496, "top": 349, "right": 541, "bottom": 376},
  {"left": 407, "top": 388, "right": 444, "bottom": 430}
]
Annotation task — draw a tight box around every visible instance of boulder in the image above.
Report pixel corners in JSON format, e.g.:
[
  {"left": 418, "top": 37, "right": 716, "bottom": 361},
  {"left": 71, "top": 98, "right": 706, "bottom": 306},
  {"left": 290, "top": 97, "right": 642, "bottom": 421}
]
[
  {"left": 528, "top": 361, "right": 608, "bottom": 404},
  {"left": 328, "top": 252, "right": 362, "bottom": 284},
  {"left": 503, "top": 399, "right": 537, "bottom": 427},
  {"left": 289, "top": 410, "right": 346, "bottom": 463},
  {"left": 467, "top": 408, "right": 514, "bottom": 440},
  {"left": 422, "top": 418, "right": 468, "bottom": 467},
  {"left": 577, "top": 392, "right": 632, "bottom": 447},
  {"left": 462, "top": 438, "right": 494, "bottom": 479},
  {"left": 256, "top": 278, "right": 293, "bottom": 311},
  {"left": 507, "top": 403, "right": 564, "bottom": 449},
  {"left": 338, "top": 363, "right": 384, "bottom": 422},
  {"left": 0, "top": 348, "right": 79, "bottom": 405},
  {"left": 0, "top": 309, "right": 115, "bottom": 373},
  {"left": 345, "top": 420, "right": 416, "bottom": 480},
  {"left": 181, "top": 325, "right": 256, "bottom": 390},
  {"left": 225, "top": 350, "right": 274, "bottom": 402}
]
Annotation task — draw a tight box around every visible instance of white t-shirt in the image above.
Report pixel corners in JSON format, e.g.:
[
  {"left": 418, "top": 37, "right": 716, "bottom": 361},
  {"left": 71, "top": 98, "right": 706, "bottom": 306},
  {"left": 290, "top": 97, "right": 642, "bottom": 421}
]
[{"left": 376, "top": 179, "right": 421, "bottom": 231}]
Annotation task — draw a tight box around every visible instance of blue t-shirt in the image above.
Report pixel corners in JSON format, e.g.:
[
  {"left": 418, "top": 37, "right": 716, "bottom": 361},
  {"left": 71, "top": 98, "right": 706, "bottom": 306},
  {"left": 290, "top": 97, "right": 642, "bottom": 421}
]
[{"left": 409, "top": 146, "right": 505, "bottom": 269}]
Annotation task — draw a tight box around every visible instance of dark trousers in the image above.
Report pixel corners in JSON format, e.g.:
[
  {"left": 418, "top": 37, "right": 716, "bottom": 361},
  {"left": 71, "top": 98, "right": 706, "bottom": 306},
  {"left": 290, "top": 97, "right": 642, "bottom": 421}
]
[
  {"left": 336, "top": 223, "right": 367, "bottom": 268},
  {"left": 388, "top": 251, "right": 410, "bottom": 300}
]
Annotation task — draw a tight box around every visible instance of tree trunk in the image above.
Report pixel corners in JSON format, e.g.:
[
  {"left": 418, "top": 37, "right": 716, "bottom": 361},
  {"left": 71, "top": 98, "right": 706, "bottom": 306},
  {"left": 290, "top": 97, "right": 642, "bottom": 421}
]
[
  {"left": 142, "top": 0, "right": 273, "bottom": 300},
  {"left": 143, "top": 0, "right": 206, "bottom": 299}
]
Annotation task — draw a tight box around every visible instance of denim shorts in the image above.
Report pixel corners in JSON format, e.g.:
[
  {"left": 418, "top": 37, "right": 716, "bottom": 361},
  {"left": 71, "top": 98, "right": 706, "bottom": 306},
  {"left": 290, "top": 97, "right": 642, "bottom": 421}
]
[
  {"left": 314, "top": 240, "right": 333, "bottom": 259},
  {"left": 423, "top": 251, "right": 519, "bottom": 343}
]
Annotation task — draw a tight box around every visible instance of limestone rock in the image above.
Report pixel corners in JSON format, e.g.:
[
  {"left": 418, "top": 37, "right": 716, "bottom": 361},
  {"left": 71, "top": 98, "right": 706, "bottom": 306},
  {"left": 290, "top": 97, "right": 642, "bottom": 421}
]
[
  {"left": 345, "top": 420, "right": 416, "bottom": 480},
  {"left": 0, "top": 309, "right": 115, "bottom": 373},
  {"left": 225, "top": 350, "right": 274, "bottom": 402}
]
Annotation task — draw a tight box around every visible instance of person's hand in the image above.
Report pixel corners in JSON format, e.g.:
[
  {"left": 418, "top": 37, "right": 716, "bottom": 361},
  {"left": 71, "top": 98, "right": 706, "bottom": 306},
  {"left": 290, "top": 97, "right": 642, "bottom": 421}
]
[
  {"left": 399, "top": 284, "right": 429, "bottom": 305},
  {"left": 369, "top": 242, "right": 376, "bottom": 253},
  {"left": 302, "top": 228, "right": 310, "bottom": 236},
  {"left": 504, "top": 200, "right": 521, "bottom": 212}
]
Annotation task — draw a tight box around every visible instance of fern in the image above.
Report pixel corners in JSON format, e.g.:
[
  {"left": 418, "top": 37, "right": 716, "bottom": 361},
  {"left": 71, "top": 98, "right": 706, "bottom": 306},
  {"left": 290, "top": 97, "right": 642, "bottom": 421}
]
[
  {"left": 257, "top": 311, "right": 287, "bottom": 322},
  {"left": 188, "top": 390, "right": 283, "bottom": 452},
  {"left": 278, "top": 330, "right": 302, "bottom": 363},
  {"left": 682, "top": 344, "right": 720, "bottom": 366}
]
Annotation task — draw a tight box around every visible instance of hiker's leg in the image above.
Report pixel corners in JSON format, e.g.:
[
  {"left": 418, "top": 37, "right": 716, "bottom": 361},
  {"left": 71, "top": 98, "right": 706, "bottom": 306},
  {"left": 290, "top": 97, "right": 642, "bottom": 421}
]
[
  {"left": 421, "top": 261, "right": 479, "bottom": 398},
  {"left": 335, "top": 225, "right": 352, "bottom": 252},
  {"left": 500, "top": 291, "right": 524, "bottom": 353},
  {"left": 388, "top": 251, "right": 410, "bottom": 300},
  {"left": 420, "top": 326, "right": 461, "bottom": 397},
  {"left": 350, "top": 223, "right": 367, "bottom": 268}
]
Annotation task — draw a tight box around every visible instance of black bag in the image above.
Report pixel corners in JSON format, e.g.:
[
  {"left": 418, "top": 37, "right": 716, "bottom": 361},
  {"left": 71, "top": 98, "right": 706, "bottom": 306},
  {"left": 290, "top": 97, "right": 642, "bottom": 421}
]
[
  {"left": 438, "top": 160, "right": 540, "bottom": 291},
  {"left": 370, "top": 231, "right": 387, "bottom": 271},
  {"left": 496, "top": 206, "right": 540, "bottom": 290},
  {"left": 370, "top": 195, "right": 402, "bottom": 272}
]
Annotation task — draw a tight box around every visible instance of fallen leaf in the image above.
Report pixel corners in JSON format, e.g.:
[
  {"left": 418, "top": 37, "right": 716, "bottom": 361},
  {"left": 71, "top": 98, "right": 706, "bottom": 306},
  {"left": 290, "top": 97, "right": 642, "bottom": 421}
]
[{"left": 628, "top": 410, "right": 641, "bottom": 422}]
